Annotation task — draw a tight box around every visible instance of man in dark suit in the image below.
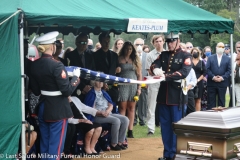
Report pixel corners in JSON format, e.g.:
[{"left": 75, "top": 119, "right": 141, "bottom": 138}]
[
  {"left": 93, "top": 32, "right": 120, "bottom": 76},
  {"left": 64, "top": 33, "right": 96, "bottom": 101},
  {"left": 206, "top": 42, "right": 231, "bottom": 109},
  {"left": 93, "top": 32, "right": 121, "bottom": 106}
]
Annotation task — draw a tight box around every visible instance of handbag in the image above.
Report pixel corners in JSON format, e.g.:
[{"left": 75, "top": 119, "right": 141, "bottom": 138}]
[{"left": 193, "top": 86, "right": 199, "bottom": 98}]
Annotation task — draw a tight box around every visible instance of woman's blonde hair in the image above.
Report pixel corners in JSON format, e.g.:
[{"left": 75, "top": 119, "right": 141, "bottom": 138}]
[
  {"left": 191, "top": 47, "right": 201, "bottom": 60},
  {"left": 112, "top": 38, "right": 124, "bottom": 53},
  {"left": 37, "top": 44, "right": 52, "bottom": 53}
]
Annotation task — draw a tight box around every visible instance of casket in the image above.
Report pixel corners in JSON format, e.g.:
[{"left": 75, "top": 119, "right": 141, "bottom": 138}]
[{"left": 173, "top": 107, "right": 240, "bottom": 160}]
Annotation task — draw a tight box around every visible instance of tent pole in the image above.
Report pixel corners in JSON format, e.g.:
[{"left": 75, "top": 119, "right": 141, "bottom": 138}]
[
  {"left": 19, "top": 11, "right": 27, "bottom": 160},
  {"left": 25, "top": 21, "right": 28, "bottom": 37},
  {"left": 30, "top": 25, "right": 40, "bottom": 45},
  {"left": 230, "top": 34, "right": 235, "bottom": 107}
]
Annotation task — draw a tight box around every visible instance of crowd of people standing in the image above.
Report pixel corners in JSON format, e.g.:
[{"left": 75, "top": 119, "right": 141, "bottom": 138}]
[{"left": 23, "top": 30, "right": 240, "bottom": 160}]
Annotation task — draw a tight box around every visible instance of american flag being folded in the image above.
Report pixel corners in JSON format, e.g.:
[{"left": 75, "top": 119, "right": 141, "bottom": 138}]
[{"left": 65, "top": 66, "right": 165, "bottom": 85}]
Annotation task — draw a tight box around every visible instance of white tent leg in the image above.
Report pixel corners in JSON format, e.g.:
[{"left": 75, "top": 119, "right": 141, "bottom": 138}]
[
  {"left": 19, "top": 11, "right": 26, "bottom": 160},
  {"left": 230, "top": 34, "right": 235, "bottom": 107}
]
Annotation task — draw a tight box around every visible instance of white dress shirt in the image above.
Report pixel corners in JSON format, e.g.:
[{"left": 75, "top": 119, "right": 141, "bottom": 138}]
[
  {"left": 138, "top": 52, "right": 142, "bottom": 61},
  {"left": 145, "top": 49, "right": 161, "bottom": 70},
  {"left": 186, "top": 68, "right": 197, "bottom": 90},
  {"left": 68, "top": 96, "right": 98, "bottom": 124},
  {"left": 217, "top": 54, "right": 223, "bottom": 66}
]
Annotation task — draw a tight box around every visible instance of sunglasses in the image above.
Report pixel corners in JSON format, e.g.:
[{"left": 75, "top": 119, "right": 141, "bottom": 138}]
[
  {"left": 186, "top": 46, "right": 193, "bottom": 49},
  {"left": 225, "top": 48, "right": 230, "bottom": 50},
  {"left": 77, "top": 41, "right": 88, "bottom": 45},
  {"left": 217, "top": 46, "right": 225, "bottom": 48},
  {"left": 135, "top": 44, "right": 143, "bottom": 46}
]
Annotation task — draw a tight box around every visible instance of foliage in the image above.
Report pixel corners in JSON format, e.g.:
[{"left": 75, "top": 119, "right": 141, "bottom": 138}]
[
  {"left": 180, "top": 33, "right": 210, "bottom": 50},
  {"left": 209, "top": 9, "right": 238, "bottom": 50},
  {"left": 27, "top": 32, "right": 157, "bottom": 52},
  {"left": 183, "top": 0, "right": 240, "bottom": 52},
  {"left": 184, "top": 0, "right": 226, "bottom": 14}
]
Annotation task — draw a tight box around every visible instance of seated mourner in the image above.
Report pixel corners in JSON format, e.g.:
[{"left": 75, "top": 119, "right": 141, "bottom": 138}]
[
  {"left": 64, "top": 96, "right": 102, "bottom": 155},
  {"left": 84, "top": 80, "right": 129, "bottom": 151}
]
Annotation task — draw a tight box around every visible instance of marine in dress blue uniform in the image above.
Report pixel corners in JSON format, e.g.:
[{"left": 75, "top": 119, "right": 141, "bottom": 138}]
[
  {"left": 150, "top": 33, "right": 192, "bottom": 160},
  {"left": 29, "top": 31, "right": 80, "bottom": 160}
]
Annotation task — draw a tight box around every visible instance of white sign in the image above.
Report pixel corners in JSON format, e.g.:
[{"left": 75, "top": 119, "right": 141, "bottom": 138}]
[{"left": 127, "top": 18, "right": 168, "bottom": 33}]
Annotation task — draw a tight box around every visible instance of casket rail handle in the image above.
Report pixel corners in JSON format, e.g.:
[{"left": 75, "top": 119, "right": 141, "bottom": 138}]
[
  {"left": 233, "top": 142, "right": 240, "bottom": 158},
  {"left": 180, "top": 142, "right": 212, "bottom": 157}
]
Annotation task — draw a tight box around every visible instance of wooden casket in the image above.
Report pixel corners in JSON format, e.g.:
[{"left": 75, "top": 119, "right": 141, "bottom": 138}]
[{"left": 173, "top": 107, "right": 240, "bottom": 160}]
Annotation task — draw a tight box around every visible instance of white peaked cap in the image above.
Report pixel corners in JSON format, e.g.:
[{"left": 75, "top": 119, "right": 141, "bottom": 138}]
[
  {"left": 35, "top": 31, "right": 59, "bottom": 44},
  {"left": 166, "top": 32, "right": 179, "bottom": 39},
  {"left": 165, "top": 32, "right": 179, "bottom": 42}
]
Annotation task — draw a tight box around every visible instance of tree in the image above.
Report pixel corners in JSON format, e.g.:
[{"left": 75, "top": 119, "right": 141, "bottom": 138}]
[
  {"left": 184, "top": 0, "right": 226, "bottom": 14},
  {"left": 212, "top": 9, "right": 240, "bottom": 51},
  {"left": 183, "top": 0, "right": 239, "bottom": 51}
]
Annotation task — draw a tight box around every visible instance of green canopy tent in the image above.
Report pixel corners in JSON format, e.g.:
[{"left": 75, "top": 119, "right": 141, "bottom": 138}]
[
  {"left": 0, "top": 0, "right": 234, "bottom": 159},
  {"left": 25, "top": 0, "right": 234, "bottom": 35}
]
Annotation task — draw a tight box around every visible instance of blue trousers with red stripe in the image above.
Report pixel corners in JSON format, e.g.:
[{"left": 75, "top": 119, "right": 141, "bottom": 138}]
[
  {"left": 158, "top": 104, "right": 182, "bottom": 159},
  {"left": 38, "top": 102, "right": 68, "bottom": 160}
]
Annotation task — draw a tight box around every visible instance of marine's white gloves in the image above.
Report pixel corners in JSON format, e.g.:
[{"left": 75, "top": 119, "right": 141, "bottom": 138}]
[
  {"left": 153, "top": 68, "right": 165, "bottom": 76},
  {"left": 73, "top": 68, "right": 81, "bottom": 77}
]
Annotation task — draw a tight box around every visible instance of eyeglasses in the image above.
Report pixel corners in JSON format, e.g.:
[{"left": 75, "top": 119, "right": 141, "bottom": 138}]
[
  {"left": 77, "top": 41, "right": 88, "bottom": 45},
  {"left": 135, "top": 44, "right": 143, "bottom": 46},
  {"left": 186, "top": 46, "right": 193, "bottom": 49},
  {"left": 217, "top": 46, "right": 224, "bottom": 48},
  {"left": 225, "top": 48, "right": 229, "bottom": 50}
]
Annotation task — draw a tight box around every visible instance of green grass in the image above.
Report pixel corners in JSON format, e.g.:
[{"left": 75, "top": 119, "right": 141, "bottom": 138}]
[
  {"left": 133, "top": 124, "right": 161, "bottom": 138},
  {"left": 133, "top": 94, "right": 231, "bottom": 139}
]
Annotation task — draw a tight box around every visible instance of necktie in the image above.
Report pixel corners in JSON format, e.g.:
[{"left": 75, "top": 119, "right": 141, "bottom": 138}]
[{"left": 80, "top": 54, "right": 85, "bottom": 67}]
